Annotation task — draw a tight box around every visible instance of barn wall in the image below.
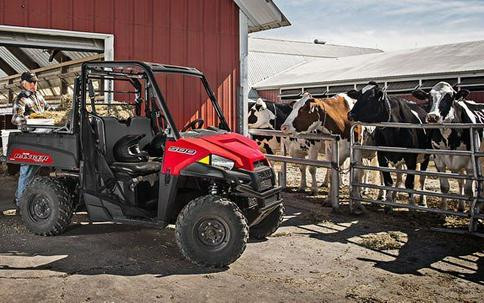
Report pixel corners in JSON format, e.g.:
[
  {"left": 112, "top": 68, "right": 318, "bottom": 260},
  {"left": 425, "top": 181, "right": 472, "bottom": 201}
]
[
  {"left": 0, "top": 0, "right": 240, "bottom": 130},
  {"left": 257, "top": 89, "right": 279, "bottom": 103},
  {"left": 468, "top": 91, "right": 484, "bottom": 103}
]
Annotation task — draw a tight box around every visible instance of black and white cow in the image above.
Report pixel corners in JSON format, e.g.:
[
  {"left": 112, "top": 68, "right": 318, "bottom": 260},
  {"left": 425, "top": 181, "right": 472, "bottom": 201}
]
[
  {"left": 248, "top": 97, "right": 322, "bottom": 193},
  {"left": 347, "top": 82, "right": 431, "bottom": 207},
  {"left": 248, "top": 98, "right": 292, "bottom": 154},
  {"left": 413, "top": 82, "right": 483, "bottom": 211}
]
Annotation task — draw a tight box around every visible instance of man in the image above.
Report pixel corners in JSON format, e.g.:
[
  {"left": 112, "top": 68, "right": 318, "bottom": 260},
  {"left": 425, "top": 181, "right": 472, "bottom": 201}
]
[{"left": 11, "top": 72, "right": 49, "bottom": 213}]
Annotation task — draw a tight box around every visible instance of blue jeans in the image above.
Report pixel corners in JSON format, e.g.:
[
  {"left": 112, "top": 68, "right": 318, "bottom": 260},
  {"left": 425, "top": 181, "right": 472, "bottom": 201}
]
[{"left": 15, "top": 165, "right": 40, "bottom": 206}]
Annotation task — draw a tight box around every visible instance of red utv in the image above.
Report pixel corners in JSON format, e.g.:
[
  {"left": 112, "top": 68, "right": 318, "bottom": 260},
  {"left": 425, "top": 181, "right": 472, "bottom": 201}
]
[{"left": 6, "top": 61, "right": 283, "bottom": 267}]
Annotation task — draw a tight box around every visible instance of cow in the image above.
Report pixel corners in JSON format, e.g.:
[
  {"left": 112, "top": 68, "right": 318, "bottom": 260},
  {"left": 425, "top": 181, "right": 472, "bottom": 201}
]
[
  {"left": 280, "top": 92, "right": 381, "bottom": 204},
  {"left": 248, "top": 98, "right": 290, "bottom": 154},
  {"left": 412, "top": 82, "right": 483, "bottom": 211},
  {"left": 248, "top": 97, "right": 322, "bottom": 193},
  {"left": 347, "top": 82, "right": 431, "bottom": 210}
]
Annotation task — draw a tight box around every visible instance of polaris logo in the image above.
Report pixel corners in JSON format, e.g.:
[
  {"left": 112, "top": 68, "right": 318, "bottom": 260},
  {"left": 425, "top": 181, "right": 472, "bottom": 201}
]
[{"left": 168, "top": 146, "right": 197, "bottom": 155}]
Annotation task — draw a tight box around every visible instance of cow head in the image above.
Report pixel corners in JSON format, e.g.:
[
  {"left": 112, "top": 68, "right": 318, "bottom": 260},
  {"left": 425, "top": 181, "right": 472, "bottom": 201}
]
[
  {"left": 347, "top": 82, "right": 388, "bottom": 123},
  {"left": 280, "top": 93, "right": 319, "bottom": 134},
  {"left": 247, "top": 98, "right": 276, "bottom": 129},
  {"left": 412, "top": 82, "right": 469, "bottom": 123}
]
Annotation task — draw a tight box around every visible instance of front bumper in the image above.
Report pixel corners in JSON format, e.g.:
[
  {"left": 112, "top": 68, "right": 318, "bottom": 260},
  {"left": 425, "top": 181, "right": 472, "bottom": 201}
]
[
  {"left": 236, "top": 183, "right": 283, "bottom": 211},
  {"left": 180, "top": 162, "right": 283, "bottom": 224}
]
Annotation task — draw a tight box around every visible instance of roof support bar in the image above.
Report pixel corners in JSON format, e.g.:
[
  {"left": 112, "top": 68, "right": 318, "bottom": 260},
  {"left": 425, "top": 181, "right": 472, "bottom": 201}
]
[{"left": 0, "top": 57, "right": 17, "bottom": 75}]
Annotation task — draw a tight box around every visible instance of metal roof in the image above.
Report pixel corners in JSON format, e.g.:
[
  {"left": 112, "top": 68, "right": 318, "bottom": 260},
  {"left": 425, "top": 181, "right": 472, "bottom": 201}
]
[
  {"left": 248, "top": 37, "right": 382, "bottom": 88},
  {"left": 249, "top": 37, "right": 382, "bottom": 58},
  {"left": 248, "top": 52, "right": 316, "bottom": 86},
  {"left": 253, "top": 40, "right": 484, "bottom": 89},
  {"left": 234, "top": 0, "right": 290, "bottom": 33}
]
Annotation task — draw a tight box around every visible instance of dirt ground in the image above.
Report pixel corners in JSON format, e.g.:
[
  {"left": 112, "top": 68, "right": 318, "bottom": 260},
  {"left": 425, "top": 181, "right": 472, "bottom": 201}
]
[{"left": 0, "top": 172, "right": 483, "bottom": 302}]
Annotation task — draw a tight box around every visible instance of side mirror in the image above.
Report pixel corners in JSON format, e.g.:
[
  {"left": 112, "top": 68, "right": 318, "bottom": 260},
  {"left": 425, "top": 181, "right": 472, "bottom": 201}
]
[{"left": 412, "top": 89, "right": 429, "bottom": 100}]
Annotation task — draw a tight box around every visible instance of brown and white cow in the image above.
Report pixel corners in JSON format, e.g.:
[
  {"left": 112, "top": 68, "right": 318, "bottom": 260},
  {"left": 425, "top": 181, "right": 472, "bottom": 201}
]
[
  {"left": 248, "top": 97, "right": 323, "bottom": 193},
  {"left": 281, "top": 93, "right": 378, "bottom": 198}
]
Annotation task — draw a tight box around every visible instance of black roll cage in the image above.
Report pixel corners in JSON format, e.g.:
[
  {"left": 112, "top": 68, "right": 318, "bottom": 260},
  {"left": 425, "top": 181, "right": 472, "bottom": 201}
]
[{"left": 78, "top": 61, "right": 231, "bottom": 140}]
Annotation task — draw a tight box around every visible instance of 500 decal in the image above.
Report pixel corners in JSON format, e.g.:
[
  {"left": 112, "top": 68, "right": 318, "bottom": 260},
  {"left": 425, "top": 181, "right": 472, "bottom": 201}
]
[{"left": 168, "top": 146, "right": 197, "bottom": 155}]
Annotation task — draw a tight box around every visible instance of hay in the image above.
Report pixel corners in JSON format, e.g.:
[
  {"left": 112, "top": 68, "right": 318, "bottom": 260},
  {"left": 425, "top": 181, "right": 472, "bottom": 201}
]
[
  {"left": 359, "top": 231, "right": 405, "bottom": 250},
  {"left": 28, "top": 95, "right": 134, "bottom": 125},
  {"left": 301, "top": 211, "right": 331, "bottom": 224}
]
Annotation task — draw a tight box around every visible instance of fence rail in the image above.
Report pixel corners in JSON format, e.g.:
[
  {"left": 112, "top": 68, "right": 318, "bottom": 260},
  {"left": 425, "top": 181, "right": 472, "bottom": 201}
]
[
  {"left": 349, "top": 122, "right": 484, "bottom": 237},
  {"left": 248, "top": 129, "right": 341, "bottom": 209}
]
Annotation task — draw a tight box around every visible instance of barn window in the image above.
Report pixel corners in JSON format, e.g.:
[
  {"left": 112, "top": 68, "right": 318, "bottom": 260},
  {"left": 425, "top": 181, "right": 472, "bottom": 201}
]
[
  {"left": 304, "top": 86, "right": 328, "bottom": 97},
  {"left": 460, "top": 76, "right": 484, "bottom": 87},
  {"left": 386, "top": 80, "right": 419, "bottom": 92},
  {"left": 355, "top": 82, "right": 384, "bottom": 90},
  {"left": 328, "top": 84, "right": 355, "bottom": 94},
  {"left": 280, "top": 88, "right": 303, "bottom": 100},
  {"left": 421, "top": 78, "right": 458, "bottom": 89}
]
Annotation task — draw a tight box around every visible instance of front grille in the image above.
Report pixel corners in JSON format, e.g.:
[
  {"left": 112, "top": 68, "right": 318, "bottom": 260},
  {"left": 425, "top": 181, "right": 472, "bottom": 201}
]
[
  {"left": 253, "top": 160, "right": 268, "bottom": 169},
  {"left": 253, "top": 166, "right": 274, "bottom": 191}
]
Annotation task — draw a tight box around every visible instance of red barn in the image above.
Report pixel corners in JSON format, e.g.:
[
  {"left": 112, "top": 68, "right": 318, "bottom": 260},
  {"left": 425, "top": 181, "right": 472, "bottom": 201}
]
[{"left": 0, "top": 0, "right": 289, "bottom": 132}]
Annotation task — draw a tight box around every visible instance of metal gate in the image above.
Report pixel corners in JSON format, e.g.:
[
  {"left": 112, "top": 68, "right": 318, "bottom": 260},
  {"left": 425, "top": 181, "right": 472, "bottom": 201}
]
[
  {"left": 349, "top": 122, "right": 484, "bottom": 237},
  {"left": 249, "top": 129, "right": 341, "bottom": 209}
]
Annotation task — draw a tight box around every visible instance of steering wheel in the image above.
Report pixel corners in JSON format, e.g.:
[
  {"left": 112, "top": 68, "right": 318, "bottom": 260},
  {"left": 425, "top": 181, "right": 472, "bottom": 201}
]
[{"left": 181, "top": 118, "right": 204, "bottom": 132}]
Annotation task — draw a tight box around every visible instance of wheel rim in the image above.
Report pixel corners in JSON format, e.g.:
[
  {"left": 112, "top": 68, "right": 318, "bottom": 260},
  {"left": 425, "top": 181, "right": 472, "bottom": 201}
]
[
  {"left": 28, "top": 194, "right": 52, "bottom": 222},
  {"left": 195, "top": 217, "right": 230, "bottom": 251}
]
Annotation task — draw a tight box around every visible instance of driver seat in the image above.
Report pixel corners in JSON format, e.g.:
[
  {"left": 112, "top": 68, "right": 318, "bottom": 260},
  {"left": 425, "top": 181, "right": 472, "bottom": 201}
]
[{"left": 110, "top": 134, "right": 160, "bottom": 178}]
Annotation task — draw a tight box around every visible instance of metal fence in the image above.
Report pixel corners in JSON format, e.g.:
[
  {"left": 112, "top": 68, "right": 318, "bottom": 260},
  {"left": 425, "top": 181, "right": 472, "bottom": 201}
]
[
  {"left": 248, "top": 129, "right": 341, "bottom": 209},
  {"left": 349, "top": 122, "right": 484, "bottom": 237}
]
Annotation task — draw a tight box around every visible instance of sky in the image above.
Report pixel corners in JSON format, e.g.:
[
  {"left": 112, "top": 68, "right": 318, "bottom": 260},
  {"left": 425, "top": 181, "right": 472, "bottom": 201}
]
[{"left": 253, "top": 0, "right": 484, "bottom": 51}]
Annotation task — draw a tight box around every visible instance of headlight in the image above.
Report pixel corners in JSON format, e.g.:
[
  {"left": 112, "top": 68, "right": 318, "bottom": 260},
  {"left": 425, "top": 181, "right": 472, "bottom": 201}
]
[{"left": 198, "top": 154, "right": 235, "bottom": 170}]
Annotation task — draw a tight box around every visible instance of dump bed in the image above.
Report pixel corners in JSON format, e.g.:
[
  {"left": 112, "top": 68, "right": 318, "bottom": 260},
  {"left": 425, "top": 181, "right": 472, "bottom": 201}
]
[{"left": 6, "top": 132, "right": 79, "bottom": 170}]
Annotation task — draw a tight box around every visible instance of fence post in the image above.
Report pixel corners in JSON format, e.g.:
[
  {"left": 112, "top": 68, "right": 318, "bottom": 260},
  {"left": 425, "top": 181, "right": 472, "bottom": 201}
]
[
  {"left": 280, "top": 139, "right": 287, "bottom": 188},
  {"left": 330, "top": 138, "right": 339, "bottom": 209},
  {"left": 469, "top": 127, "right": 481, "bottom": 233}
]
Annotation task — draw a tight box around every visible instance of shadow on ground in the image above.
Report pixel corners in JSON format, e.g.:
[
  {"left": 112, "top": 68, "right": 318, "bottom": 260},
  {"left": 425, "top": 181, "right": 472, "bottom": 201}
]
[
  {"left": 0, "top": 214, "right": 224, "bottom": 277},
  {"left": 282, "top": 199, "right": 484, "bottom": 285}
]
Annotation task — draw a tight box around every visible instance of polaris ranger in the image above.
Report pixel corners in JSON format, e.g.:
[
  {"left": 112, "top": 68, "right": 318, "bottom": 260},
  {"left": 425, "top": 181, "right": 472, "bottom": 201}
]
[{"left": 6, "top": 61, "right": 283, "bottom": 267}]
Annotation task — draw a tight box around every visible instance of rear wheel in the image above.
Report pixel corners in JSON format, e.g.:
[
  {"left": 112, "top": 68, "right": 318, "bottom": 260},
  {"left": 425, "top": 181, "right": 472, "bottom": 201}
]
[
  {"left": 175, "top": 195, "right": 248, "bottom": 268},
  {"left": 249, "top": 205, "right": 284, "bottom": 239},
  {"left": 20, "top": 177, "right": 73, "bottom": 236}
]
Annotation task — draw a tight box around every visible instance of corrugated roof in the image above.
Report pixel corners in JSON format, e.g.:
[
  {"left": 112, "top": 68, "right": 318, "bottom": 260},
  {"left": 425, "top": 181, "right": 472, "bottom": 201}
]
[
  {"left": 21, "top": 47, "right": 59, "bottom": 66},
  {"left": 254, "top": 40, "right": 484, "bottom": 89},
  {"left": 235, "top": 0, "right": 290, "bottom": 33},
  {"left": 0, "top": 46, "right": 29, "bottom": 73},
  {"left": 249, "top": 37, "right": 382, "bottom": 58}
]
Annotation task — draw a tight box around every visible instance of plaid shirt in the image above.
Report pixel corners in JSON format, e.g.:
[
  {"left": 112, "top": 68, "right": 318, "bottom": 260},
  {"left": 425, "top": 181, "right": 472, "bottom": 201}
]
[{"left": 12, "top": 90, "right": 49, "bottom": 125}]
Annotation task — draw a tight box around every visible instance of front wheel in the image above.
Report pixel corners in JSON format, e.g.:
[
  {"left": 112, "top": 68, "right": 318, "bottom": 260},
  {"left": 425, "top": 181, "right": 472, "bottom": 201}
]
[
  {"left": 20, "top": 177, "right": 74, "bottom": 236},
  {"left": 175, "top": 195, "right": 248, "bottom": 268}
]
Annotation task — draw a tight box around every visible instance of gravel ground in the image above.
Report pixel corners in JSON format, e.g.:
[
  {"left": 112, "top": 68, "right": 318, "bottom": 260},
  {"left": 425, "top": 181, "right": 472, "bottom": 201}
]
[{"left": 0, "top": 172, "right": 483, "bottom": 302}]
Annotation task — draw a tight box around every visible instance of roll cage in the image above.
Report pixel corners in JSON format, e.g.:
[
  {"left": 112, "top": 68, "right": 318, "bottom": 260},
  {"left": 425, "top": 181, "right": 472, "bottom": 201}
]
[{"left": 76, "top": 61, "right": 231, "bottom": 139}]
